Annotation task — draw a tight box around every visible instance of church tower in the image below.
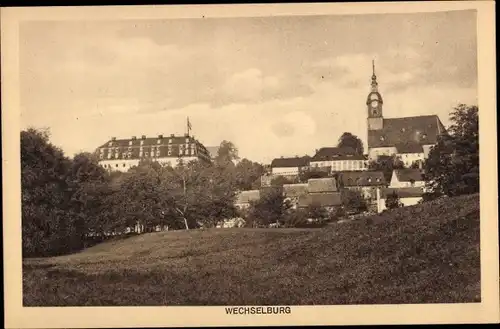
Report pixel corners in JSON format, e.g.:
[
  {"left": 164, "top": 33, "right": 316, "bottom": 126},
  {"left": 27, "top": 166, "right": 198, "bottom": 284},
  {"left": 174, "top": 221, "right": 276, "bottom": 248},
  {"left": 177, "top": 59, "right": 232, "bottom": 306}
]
[{"left": 367, "top": 60, "right": 384, "bottom": 130}]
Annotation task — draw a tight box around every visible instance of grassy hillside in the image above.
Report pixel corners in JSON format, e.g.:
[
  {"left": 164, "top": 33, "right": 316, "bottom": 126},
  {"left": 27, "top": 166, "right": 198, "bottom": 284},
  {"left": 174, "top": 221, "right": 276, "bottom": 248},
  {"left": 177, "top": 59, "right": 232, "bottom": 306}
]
[{"left": 23, "top": 193, "right": 480, "bottom": 306}]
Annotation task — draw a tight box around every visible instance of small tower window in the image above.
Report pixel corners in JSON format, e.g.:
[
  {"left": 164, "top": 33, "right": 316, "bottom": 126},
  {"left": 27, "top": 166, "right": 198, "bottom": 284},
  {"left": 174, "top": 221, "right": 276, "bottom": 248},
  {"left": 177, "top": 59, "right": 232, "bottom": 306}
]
[{"left": 401, "top": 128, "right": 406, "bottom": 132}]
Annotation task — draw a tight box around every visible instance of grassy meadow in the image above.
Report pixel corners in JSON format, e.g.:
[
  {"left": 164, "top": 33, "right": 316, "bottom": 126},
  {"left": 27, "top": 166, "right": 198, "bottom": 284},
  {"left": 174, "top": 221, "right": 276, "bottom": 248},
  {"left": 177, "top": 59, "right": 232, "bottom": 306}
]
[{"left": 23, "top": 194, "right": 480, "bottom": 306}]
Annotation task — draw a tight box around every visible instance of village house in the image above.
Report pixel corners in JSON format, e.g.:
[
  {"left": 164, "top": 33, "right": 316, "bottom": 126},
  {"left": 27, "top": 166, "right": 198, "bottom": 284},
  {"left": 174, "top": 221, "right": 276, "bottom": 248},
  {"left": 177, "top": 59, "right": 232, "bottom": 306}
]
[
  {"left": 310, "top": 147, "right": 368, "bottom": 172},
  {"left": 270, "top": 156, "right": 310, "bottom": 179},
  {"left": 283, "top": 183, "right": 309, "bottom": 209},
  {"left": 376, "top": 187, "right": 425, "bottom": 213},
  {"left": 297, "top": 177, "right": 342, "bottom": 212},
  {"left": 234, "top": 190, "right": 260, "bottom": 209},
  {"left": 394, "top": 142, "right": 425, "bottom": 168},
  {"left": 389, "top": 168, "right": 426, "bottom": 188},
  {"left": 337, "top": 171, "right": 387, "bottom": 211}
]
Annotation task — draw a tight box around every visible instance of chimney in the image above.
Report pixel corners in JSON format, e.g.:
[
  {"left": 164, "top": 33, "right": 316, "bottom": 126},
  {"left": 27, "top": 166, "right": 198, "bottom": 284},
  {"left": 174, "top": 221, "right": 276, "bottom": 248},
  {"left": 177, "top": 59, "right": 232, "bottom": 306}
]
[
  {"left": 295, "top": 155, "right": 298, "bottom": 158},
  {"left": 111, "top": 137, "right": 116, "bottom": 141},
  {"left": 141, "top": 135, "right": 146, "bottom": 139},
  {"left": 184, "top": 133, "right": 189, "bottom": 137},
  {"left": 170, "top": 134, "right": 175, "bottom": 137},
  {"left": 131, "top": 136, "right": 137, "bottom": 140},
  {"left": 158, "top": 134, "right": 163, "bottom": 139}
]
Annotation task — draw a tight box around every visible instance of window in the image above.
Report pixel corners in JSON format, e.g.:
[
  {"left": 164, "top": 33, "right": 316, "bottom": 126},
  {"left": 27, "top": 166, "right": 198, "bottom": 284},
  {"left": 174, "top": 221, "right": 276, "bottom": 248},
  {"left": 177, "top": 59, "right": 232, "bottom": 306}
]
[
  {"left": 168, "top": 151, "right": 172, "bottom": 156},
  {"left": 115, "top": 164, "right": 118, "bottom": 167},
  {"left": 157, "top": 139, "right": 161, "bottom": 144},
  {"left": 401, "top": 128, "right": 406, "bottom": 132},
  {"left": 139, "top": 152, "right": 143, "bottom": 157},
  {"left": 156, "top": 151, "right": 160, "bottom": 156},
  {"left": 129, "top": 141, "right": 133, "bottom": 146},
  {"left": 168, "top": 139, "right": 172, "bottom": 144},
  {"left": 108, "top": 153, "right": 112, "bottom": 159},
  {"left": 99, "top": 154, "right": 104, "bottom": 159},
  {"left": 140, "top": 140, "right": 144, "bottom": 146},
  {"left": 380, "top": 136, "right": 385, "bottom": 141},
  {"left": 128, "top": 147, "right": 132, "bottom": 151},
  {"left": 123, "top": 163, "right": 126, "bottom": 167},
  {"left": 185, "top": 138, "right": 189, "bottom": 143},
  {"left": 108, "top": 142, "right": 113, "bottom": 147},
  {"left": 145, "top": 152, "right": 149, "bottom": 157}
]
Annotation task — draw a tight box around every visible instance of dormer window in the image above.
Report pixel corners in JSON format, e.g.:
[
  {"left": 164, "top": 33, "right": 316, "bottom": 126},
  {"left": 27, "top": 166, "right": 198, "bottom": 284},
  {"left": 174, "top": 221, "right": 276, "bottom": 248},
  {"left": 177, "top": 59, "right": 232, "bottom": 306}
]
[
  {"left": 157, "top": 139, "right": 161, "bottom": 144},
  {"left": 185, "top": 138, "right": 190, "bottom": 143},
  {"left": 169, "top": 139, "right": 172, "bottom": 144},
  {"left": 129, "top": 141, "right": 133, "bottom": 146},
  {"left": 108, "top": 142, "right": 113, "bottom": 147},
  {"left": 140, "top": 140, "right": 144, "bottom": 146}
]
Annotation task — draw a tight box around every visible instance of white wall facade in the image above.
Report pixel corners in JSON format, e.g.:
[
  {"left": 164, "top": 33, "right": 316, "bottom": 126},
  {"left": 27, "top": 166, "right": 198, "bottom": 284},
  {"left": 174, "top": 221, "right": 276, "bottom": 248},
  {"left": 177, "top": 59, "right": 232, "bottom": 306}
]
[
  {"left": 310, "top": 159, "right": 368, "bottom": 171},
  {"left": 99, "top": 156, "right": 199, "bottom": 172},
  {"left": 271, "top": 166, "right": 300, "bottom": 176},
  {"left": 368, "top": 147, "right": 398, "bottom": 160},
  {"left": 422, "top": 144, "right": 436, "bottom": 158},
  {"left": 377, "top": 196, "right": 423, "bottom": 213},
  {"left": 397, "top": 153, "right": 425, "bottom": 168}
]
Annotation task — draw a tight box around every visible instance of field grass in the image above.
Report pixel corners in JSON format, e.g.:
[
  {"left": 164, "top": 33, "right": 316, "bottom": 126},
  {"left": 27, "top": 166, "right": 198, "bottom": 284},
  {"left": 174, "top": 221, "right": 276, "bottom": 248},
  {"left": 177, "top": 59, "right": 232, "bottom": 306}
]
[{"left": 23, "top": 193, "right": 480, "bottom": 306}]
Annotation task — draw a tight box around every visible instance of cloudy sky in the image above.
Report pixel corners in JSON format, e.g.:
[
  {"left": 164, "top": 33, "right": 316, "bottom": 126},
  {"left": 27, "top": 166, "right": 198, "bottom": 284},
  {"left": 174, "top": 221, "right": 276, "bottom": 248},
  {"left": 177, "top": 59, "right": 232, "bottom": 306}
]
[{"left": 20, "top": 9, "right": 477, "bottom": 163}]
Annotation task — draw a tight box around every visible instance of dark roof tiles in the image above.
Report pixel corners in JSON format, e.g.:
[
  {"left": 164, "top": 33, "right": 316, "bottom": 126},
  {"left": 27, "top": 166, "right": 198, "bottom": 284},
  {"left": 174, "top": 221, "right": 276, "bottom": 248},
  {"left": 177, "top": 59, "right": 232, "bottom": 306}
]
[
  {"left": 271, "top": 156, "right": 310, "bottom": 168},
  {"left": 368, "top": 115, "right": 446, "bottom": 148},
  {"left": 339, "top": 171, "right": 387, "bottom": 187},
  {"left": 394, "top": 169, "right": 425, "bottom": 182},
  {"left": 311, "top": 147, "right": 366, "bottom": 161}
]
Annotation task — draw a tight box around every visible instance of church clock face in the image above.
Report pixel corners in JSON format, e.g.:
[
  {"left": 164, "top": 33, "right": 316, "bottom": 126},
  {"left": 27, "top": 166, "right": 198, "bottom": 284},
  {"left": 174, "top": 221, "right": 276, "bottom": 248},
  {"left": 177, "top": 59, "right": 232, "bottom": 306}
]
[{"left": 371, "top": 100, "right": 379, "bottom": 107}]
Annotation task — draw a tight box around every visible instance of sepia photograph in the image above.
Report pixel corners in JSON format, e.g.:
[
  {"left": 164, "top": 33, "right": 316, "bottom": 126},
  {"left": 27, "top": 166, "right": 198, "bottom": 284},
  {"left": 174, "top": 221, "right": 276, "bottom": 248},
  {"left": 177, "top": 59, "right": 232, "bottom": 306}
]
[{"left": 2, "top": 1, "right": 499, "bottom": 328}]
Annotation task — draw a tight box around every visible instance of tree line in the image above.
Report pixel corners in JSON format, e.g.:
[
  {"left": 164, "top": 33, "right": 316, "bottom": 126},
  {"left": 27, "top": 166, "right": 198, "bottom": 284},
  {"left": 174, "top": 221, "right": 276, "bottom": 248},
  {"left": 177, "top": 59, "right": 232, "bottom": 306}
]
[{"left": 21, "top": 131, "right": 263, "bottom": 257}]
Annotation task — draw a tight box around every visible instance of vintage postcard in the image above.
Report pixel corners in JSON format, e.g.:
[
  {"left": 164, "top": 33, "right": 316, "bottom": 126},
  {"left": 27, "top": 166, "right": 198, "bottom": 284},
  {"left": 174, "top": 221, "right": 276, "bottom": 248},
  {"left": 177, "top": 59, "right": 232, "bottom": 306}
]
[{"left": 2, "top": 1, "right": 499, "bottom": 328}]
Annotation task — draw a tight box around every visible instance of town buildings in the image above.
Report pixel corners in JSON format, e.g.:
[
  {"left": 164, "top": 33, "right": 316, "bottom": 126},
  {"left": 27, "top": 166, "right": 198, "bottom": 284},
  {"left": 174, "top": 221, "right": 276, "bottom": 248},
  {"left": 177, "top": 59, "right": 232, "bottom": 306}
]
[
  {"left": 270, "top": 156, "right": 310, "bottom": 179},
  {"left": 95, "top": 133, "right": 211, "bottom": 172},
  {"left": 310, "top": 147, "right": 368, "bottom": 172}
]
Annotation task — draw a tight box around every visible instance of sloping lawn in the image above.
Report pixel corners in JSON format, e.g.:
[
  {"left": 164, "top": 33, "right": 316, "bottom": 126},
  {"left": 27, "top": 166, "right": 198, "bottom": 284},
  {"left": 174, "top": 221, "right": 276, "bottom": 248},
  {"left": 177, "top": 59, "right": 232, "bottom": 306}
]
[{"left": 23, "top": 194, "right": 480, "bottom": 306}]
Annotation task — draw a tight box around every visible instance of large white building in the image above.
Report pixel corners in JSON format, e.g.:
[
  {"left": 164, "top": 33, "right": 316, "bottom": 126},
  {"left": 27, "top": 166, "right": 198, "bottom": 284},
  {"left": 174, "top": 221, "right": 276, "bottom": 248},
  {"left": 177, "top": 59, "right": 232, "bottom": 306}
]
[
  {"left": 95, "top": 133, "right": 211, "bottom": 172},
  {"left": 310, "top": 147, "right": 368, "bottom": 172},
  {"left": 269, "top": 156, "right": 310, "bottom": 178}
]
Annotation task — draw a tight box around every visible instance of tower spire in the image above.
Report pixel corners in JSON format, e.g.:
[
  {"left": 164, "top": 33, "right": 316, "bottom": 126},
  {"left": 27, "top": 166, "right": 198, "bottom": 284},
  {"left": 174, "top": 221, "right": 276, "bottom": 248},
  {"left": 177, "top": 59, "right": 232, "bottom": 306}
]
[{"left": 371, "top": 59, "right": 378, "bottom": 92}]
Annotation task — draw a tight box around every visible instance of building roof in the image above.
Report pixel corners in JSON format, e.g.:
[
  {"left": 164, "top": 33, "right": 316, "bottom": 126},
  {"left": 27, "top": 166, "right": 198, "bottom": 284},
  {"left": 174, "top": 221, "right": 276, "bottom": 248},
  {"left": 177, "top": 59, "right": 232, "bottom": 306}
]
[
  {"left": 307, "top": 177, "right": 338, "bottom": 193},
  {"left": 271, "top": 156, "right": 310, "bottom": 168},
  {"left": 368, "top": 115, "right": 446, "bottom": 148},
  {"left": 235, "top": 190, "right": 260, "bottom": 204},
  {"left": 394, "top": 168, "right": 425, "bottom": 182},
  {"left": 381, "top": 187, "right": 424, "bottom": 199},
  {"left": 311, "top": 147, "right": 366, "bottom": 161},
  {"left": 338, "top": 171, "right": 386, "bottom": 187},
  {"left": 298, "top": 192, "right": 342, "bottom": 208},
  {"left": 283, "top": 183, "right": 309, "bottom": 198},
  {"left": 97, "top": 134, "right": 204, "bottom": 149},
  {"left": 395, "top": 141, "right": 424, "bottom": 154}
]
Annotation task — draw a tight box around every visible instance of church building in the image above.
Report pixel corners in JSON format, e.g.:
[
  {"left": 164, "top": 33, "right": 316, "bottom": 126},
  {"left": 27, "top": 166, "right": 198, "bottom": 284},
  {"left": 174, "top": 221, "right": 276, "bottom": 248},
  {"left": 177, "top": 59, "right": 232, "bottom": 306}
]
[{"left": 366, "top": 61, "right": 447, "bottom": 165}]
